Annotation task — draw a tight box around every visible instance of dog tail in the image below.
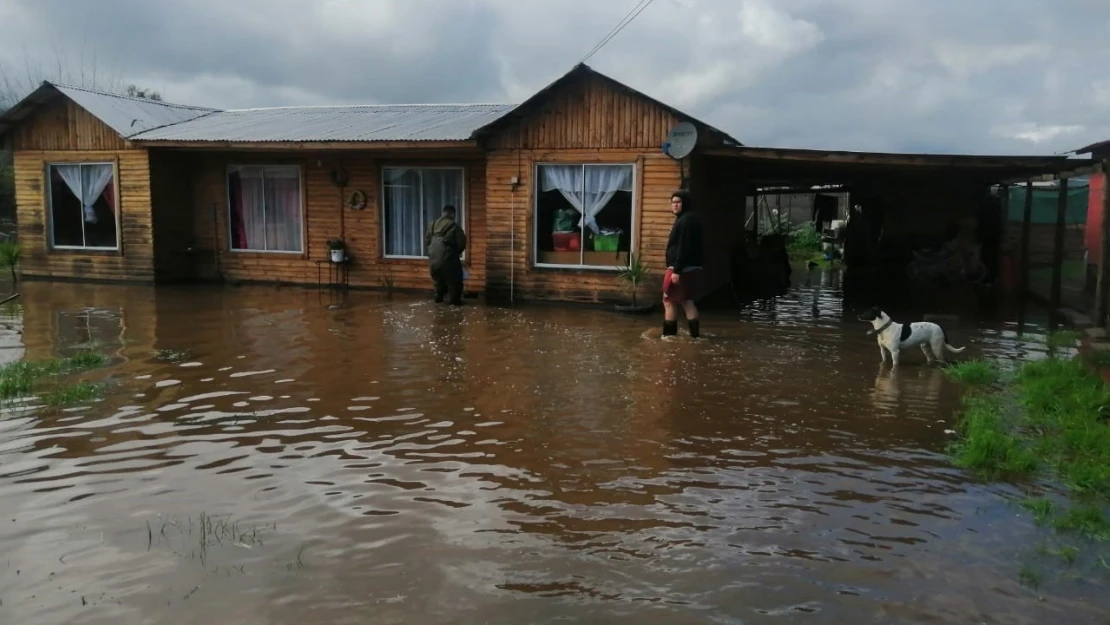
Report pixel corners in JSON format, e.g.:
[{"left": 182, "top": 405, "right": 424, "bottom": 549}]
[{"left": 941, "top": 328, "right": 966, "bottom": 353}]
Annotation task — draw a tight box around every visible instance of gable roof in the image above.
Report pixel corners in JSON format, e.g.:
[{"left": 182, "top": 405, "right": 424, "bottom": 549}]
[
  {"left": 129, "top": 103, "right": 517, "bottom": 143},
  {"left": 0, "top": 81, "right": 216, "bottom": 140},
  {"left": 470, "top": 63, "right": 743, "bottom": 147},
  {"left": 0, "top": 64, "right": 742, "bottom": 149}
]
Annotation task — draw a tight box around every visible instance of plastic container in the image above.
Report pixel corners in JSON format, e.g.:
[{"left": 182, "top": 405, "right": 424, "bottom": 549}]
[
  {"left": 552, "top": 232, "right": 580, "bottom": 251},
  {"left": 593, "top": 233, "right": 620, "bottom": 252}
]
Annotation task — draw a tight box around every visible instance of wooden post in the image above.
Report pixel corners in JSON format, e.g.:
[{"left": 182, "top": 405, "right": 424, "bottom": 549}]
[
  {"left": 1096, "top": 158, "right": 1110, "bottom": 328},
  {"left": 1050, "top": 177, "right": 1069, "bottom": 314},
  {"left": 1019, "top": 179, "right": 1033, "bottom": 296}
]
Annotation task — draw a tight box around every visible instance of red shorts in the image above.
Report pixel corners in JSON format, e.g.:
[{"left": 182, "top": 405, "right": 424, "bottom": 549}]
[{"left": 662, "top": 267, "right": 701, "bottom": 304}]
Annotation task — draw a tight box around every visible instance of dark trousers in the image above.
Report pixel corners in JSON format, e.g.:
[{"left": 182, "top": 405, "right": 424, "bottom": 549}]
[{"left": 431, "top": 258, "right": 463, "bottom": 305}]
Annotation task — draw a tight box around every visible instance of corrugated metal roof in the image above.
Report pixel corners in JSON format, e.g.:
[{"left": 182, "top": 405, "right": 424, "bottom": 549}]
[
  {"left": 129, "top": 103, "right": 517, "bottom": 143},
  {"left": 51, "top": 83, "right": 217, "bottom": 136}
]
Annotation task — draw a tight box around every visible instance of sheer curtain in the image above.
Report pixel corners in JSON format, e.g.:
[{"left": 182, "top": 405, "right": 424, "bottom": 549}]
[
  {"left": 384, "top": 167, "right": 422, "bottom": 256},
  {"left": 263, "top": 165, "right": 302, "bottom": 252},
  {"left": 541, "top": 164, "right": 632, "bottom": 233},
  {"left": 80, "top": 164, "right": 113, "bottom": 225},
  {"left": 384, "top": 168, "right": 464, "bottom": 257},
  {"left": 229, "top": 166, "right": 267, "bottom": 250},
  {"left": 583, "top": 165, "right": 632, "bottom": 233}
]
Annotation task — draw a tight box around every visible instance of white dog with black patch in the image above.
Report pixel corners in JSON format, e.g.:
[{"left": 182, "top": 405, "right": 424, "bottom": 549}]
[{"left": 857, "top": 307, "right": 966, "bottom": 366}]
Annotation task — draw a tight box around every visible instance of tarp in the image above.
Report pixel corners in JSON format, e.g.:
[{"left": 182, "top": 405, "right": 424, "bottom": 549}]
[{"left": 1007, "top": 184, "right": 1089, "bottom": 224}]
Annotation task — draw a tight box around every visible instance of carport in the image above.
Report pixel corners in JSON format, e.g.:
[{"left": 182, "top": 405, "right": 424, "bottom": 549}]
[{"left": 688, "top": 145, "right": 1095, "bottom": 310}]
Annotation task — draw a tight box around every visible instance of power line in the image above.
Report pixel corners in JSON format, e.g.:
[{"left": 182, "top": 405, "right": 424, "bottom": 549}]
[{"left": 579, "top": 0, "right": 657, "bottom": 65}]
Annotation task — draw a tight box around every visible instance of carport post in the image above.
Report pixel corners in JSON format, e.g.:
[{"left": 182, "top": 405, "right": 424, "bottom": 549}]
[
  {"left": 1050, "top": 177, "right": 1069, "bottom": 313},
  {"left": 1096, "top": 158, "right": 1110, "bottom": 327},
  {"left": 1019, "top": 179, "right": 1033, "bottom": 297}
]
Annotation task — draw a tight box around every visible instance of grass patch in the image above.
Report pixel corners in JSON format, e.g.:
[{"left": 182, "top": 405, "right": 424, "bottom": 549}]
[
  {"left": 38, "top": 381, "right": 107, "bottom": 406},
  {"left": 1046, "top": 330, "right": 1080, "bottom": 351},
  {"left": 0, "top": 350, "right": 110, "bottom": 408},
  {"left": 943, "top": 359, "right": 1001, "bottom": 386},
  {"left": 949, "top": 393, "right": 1038, "bottom": 478},
  {"left": 949, "top": 339, "right": 1110, "bottom": 573}
]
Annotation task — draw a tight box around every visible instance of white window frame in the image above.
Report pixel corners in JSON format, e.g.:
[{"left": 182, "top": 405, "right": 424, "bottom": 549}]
[
  {"left": 532, "top": 161, "right": 637, "bottom": 271},
  {"left": 225, "top": 164, "right": 306, "bottom": 254},
  {"left": 380, "top": 165, "right": 467, "bottom": 260},
  {"left": 45, "top": 161, "right": 121, "bottom": 251}
]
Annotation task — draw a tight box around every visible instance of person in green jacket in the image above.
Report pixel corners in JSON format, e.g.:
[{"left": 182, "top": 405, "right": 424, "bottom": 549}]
[{"left": 424, "top": 205, "right": 467, "bottom": 305}]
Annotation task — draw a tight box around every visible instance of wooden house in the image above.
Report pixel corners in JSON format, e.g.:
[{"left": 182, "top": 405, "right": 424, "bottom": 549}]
[{"left": 0, "top": 64, "right": 742, "bottom": 305}]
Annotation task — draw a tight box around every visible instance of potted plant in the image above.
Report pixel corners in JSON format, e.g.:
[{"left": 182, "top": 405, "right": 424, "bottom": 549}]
[
  {"left": 327, "top": 238, "right": 347, "bottom": 263},
  {"left": 614, "top": 253, "right": 654, "bottom": 314}
]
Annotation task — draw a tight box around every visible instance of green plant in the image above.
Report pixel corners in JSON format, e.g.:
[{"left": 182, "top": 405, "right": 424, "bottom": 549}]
[
  {"left": 326, "top": 238, "right": 346, "bottom": 251},
  {"left": 943, "top": 359, "right": 1001, "bottom": 386},
  {"left": 788, "top": 222, "right": 822, "bottom": 253},
  {"left": 0, "top": 239, "right": 20, "bottom": 284},
  {"left": 616, "top": 253, "right": 651, "bottom": 307}
]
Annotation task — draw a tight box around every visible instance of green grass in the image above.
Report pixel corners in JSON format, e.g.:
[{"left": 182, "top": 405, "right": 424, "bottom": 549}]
[
  {"left": 0, "top": 351, "right": 109, "bottom": 408},
  {"left": 949, "top": 393, "right": 1038, "bottom": 478},
  {"left": 943, "top": 359, "right": 1001, "bottom": 386},
  {"left": 38, "top": 381, "right": 107, "bottom": 406},
  {"left": 949, "top": 343, "right": 1110, "bottom": 551},
  {"left": 1046, "top": 330, "right": 1080, "bottom": 351}
]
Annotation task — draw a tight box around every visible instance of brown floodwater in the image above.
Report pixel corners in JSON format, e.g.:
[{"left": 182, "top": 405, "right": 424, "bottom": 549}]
[{"left": 0, "top": 272, "right": 1107, "bottom": 624}]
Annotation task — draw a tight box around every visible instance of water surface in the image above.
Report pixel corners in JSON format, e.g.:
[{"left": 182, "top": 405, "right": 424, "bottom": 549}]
[{"left": 0, "top": 274, "right": 1105, "bottom": 624}]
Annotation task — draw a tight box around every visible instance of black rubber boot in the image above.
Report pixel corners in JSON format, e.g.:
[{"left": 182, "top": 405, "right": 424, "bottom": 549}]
[
  {"left": 688, "top": 318, "right": 700, "bottom": 338},
  {"left": 662, "top": 320, "right": 678, "bottom": 336}
]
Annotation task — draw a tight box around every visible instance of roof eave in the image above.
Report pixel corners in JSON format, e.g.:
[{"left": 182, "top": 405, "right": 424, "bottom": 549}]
[
  {"left": 130, "top": 138, "right": 484, "bottom": 150},
  {"left": 0, "top": 81, "right": 61, "bottom": 141},
  {"left": 468, "top": 63, "right": 744, "bottom": 149}
]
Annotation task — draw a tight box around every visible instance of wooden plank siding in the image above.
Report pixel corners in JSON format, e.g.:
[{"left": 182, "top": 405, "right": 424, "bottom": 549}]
[
  {"left": 485, "top": 73, "right": 679, "bottom": 151},
  {"left": 485, "top": 149, "right": 682, "bottom": 303},
  {"left": 14, "top": 149, "right": 155, "bottom": 281},
  {"left": 13, "top": 98, "right": 128, "bottom": 152},
  {"left": 482, "top": 73, "right": 690, "bottom": 303},
  {"left": 186, "top": 151, "right": 487, "bottom": 291}
]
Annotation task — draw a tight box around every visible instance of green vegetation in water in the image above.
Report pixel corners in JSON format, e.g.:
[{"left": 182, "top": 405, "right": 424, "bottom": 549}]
[
  {"left": 154, "top": 348, "right": 192, "bottom": 363},
  {"left": 948, "top": 338, "right": 1110, "bottom": 566},
  {"left": 943, "top": 359, "right": 1001, "bottom": 386},
  {"left": 38, "top": 380, "right": 107, "bottom": 406},
  {"left": 1046, "top": 329, "right": 1080, "bottom": 352},
  {"left": 0, "top": 240, "right": 20, "bottom": 285},
  {"left": 787, "top": 222, "right": 822, "bottom": 261},
  {"left": 0, "top": 350, "right": 109, "bottom": 407}
]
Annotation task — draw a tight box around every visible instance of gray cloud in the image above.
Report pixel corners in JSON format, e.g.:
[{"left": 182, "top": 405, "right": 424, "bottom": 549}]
[{"left": 1, "top": 0, "right": 1107, "bottom": 154}]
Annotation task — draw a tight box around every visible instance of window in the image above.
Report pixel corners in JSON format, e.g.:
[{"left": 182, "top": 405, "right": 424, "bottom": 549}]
[
  {"left": 227, "top": 165, "right": 304, "bottom": 253},
  {"left": 382, "top": 167, "right": 465, "bottom": 258},
  {"left": 534, "top": 163, "right": 634, "bottom": 268},
  {"left": 47, "top": 163, "right": 118, "bottom": 249}
]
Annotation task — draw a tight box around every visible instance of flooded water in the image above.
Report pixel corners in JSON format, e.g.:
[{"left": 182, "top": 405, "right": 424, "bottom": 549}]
[{"left": 0, "top": 271, "right": 1106, "bottom": 624}]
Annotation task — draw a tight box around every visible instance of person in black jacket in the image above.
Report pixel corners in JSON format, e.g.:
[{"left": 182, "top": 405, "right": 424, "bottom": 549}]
[
  {"left": 662, "top": 190, "right": 704, "bottom": 337},
  {"left": 424, "top": 205, "right": 467, "bottom": 305}
]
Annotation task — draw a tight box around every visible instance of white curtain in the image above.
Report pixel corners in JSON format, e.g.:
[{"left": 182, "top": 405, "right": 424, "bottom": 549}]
[
  {"left": 583, "top": 166, "right": 632, "bottom": 233},
  {"left": 541, "top": 164, "right": 632, "bottom": 233},
  {"left": 80, "top": 164, "right": 113, "bottom": 224},
  {"left": 263, "top": 165, "right": 302, "bottom": 252},
  {"left": 54, "top": 165, "right": 84, "bottom": 219},
  {"left": 384, "top": 168, "right": 463, "bottom": 256},
  {"left": 384, "top": 167, "right": 423, "bottom": 256},
  {"left": 231, "top": 166, "right": 267, "bottom": 250}
]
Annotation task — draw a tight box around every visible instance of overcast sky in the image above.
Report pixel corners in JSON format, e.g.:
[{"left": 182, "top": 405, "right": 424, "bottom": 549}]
[{"left": 1, "top": 0, "right": 1106, "bottom": 155}]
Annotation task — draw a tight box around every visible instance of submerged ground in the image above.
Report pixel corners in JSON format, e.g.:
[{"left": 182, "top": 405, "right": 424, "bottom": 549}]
[{"left": 0, "top": 271, "right": 1107, "bottom": 624}]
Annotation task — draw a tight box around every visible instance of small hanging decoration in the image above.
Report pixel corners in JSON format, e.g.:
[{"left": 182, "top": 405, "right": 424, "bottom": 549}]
[{"left": 347, "top": 189, "right": 368, "bottom": 211}]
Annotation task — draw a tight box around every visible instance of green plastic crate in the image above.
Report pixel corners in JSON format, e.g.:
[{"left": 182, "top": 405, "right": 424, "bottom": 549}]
[{"left": 593, "top": 233, "right": 620, "bottom": 252}]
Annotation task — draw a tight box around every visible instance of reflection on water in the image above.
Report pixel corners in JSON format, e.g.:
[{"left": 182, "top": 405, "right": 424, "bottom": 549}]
[{"left": 0, "top": 276, "right": 1106, "bottom": 625}]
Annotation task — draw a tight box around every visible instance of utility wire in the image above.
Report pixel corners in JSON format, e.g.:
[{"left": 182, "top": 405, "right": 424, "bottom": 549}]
[{"left": 579, "top": 0, "right": 656, "bottom": 65}]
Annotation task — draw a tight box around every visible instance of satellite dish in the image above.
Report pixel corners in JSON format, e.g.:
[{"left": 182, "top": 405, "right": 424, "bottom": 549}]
[{"left": 662, "top": 122, "right": 698, "bottom": 160}]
